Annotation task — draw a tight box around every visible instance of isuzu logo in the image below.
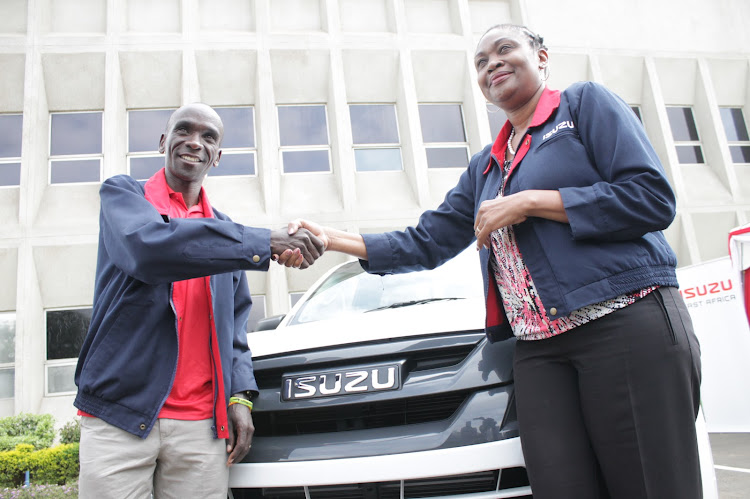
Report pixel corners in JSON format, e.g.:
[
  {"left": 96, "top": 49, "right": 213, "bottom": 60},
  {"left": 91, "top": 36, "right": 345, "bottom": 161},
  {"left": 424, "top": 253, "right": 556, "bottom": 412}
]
[{"left": 282, "top": 364, "right": 401, "bottom": 401}]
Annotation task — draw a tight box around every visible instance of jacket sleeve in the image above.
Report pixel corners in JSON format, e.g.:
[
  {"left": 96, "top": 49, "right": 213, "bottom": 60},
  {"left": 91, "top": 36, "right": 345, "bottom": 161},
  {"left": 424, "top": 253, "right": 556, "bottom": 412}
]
[
  {"left": 99, "top": 175, "right": 271, "bottom": 284},
  {"left": 361, "top": 155, "right": 480, "bottom": 274},
  {"left": 230, "top": 270, "right": 258, "bottom": 395},
  {"left": 559, "top": 82, "right": 676, "bottom": 241}
]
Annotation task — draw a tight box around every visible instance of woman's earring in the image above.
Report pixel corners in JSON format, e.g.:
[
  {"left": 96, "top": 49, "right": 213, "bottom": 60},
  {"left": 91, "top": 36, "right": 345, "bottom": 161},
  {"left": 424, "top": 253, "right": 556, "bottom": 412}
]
[{"left": 540, "top": 65, "right": 550, "bottom": 82}]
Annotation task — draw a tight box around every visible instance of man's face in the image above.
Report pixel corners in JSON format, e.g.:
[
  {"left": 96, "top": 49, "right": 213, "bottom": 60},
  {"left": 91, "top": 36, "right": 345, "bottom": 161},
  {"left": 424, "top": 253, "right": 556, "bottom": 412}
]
[{"left": 159, "top": 104, "right": 223, "bottom": 185}]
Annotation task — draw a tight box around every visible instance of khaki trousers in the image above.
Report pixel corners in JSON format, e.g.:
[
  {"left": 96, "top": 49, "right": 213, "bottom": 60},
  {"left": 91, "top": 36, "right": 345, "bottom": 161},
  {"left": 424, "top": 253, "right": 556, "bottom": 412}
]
[{"left": 79, "top": 417, "right": 229, "bottom": 499}]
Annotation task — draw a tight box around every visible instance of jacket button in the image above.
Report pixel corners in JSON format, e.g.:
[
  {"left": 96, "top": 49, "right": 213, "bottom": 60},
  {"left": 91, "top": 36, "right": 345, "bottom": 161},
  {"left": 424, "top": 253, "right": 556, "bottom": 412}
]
[
  {"left": 252, "top": 255, "right": 260, "bottom": 263},
  {"left": 139, "top": 423, "right": 146, "bottom": 430},
  {"left": 221, "top": 425, "right": 225, "bottom": 431},
  {"left": 549, "top": 307, "right": 558, "bottom": 316}
]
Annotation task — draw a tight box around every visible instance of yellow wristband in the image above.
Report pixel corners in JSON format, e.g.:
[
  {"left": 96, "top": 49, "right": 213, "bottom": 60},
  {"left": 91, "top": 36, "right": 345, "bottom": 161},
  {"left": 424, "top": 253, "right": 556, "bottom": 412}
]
[{"left": 228, "top": 397, "right": 253, "bottom": 411}]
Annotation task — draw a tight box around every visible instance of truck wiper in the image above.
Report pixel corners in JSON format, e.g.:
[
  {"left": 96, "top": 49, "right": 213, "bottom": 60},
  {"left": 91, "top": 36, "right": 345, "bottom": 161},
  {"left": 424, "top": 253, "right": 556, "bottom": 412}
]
[{"left": 365, "top": 297, "right": 464, "bottom": 313}]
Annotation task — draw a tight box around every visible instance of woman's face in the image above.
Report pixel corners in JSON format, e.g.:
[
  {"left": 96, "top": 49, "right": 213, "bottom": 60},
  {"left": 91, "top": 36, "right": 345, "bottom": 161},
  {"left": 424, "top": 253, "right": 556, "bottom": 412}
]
[{"left": 474, "top": 27, "right": 547, "bottom": 111}]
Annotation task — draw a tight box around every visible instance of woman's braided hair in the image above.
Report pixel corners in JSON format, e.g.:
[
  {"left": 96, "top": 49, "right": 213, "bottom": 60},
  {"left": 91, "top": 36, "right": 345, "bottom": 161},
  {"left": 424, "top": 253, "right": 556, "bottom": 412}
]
[{"left": 481, "top": 24, "right": 548, "bottom": 52}]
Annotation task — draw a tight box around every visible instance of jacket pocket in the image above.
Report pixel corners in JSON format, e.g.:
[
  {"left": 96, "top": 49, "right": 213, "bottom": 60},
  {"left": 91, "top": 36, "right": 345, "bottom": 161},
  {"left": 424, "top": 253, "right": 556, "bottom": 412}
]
[
  {"left": 535, "top": 129, "right": 579, "bottom": 151},
  {"left": 652, "top": 288, "right": 677, "bottom": 345}
]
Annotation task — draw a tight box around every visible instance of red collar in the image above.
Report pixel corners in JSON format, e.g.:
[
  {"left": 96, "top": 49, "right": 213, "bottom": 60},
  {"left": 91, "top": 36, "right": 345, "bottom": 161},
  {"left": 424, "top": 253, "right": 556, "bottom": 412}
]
[
  {"left": 484, "top": 87, "right": 561, "bottom": 175},
  {"left": 144, "top": 168, "right": 214, "bottom": 219}
]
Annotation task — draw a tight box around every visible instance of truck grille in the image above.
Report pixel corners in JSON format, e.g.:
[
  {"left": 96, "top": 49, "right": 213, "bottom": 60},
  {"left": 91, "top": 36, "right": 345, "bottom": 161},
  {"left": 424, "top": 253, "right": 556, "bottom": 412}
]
[{"left": 253, "top": 390, "right": 470, "bottom": 437}]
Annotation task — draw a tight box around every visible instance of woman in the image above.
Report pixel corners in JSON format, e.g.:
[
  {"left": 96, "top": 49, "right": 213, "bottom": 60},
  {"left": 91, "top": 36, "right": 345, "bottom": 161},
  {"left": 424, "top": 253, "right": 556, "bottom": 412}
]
[{"left": 280, "top": 24, "right": 702, "bottom": 499}]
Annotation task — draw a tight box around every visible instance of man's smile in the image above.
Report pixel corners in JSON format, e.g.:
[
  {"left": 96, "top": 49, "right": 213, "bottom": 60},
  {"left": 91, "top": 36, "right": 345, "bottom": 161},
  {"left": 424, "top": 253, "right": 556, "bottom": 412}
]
[{"left": 179, "top": 154, "right": 202, "bottom": 163}]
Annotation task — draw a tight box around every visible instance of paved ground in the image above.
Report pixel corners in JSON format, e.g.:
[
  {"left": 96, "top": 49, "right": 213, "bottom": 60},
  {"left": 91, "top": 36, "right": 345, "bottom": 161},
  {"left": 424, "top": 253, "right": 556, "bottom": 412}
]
[{"left": 710, "top": 433, "right": 750, "bottom": 498}]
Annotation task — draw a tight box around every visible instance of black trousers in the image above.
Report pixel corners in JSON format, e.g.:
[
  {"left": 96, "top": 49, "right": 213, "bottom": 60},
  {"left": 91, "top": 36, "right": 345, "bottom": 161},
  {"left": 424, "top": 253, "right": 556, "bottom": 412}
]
[{"left": 513, "top": 287, "right": 703, "bottom": 499}]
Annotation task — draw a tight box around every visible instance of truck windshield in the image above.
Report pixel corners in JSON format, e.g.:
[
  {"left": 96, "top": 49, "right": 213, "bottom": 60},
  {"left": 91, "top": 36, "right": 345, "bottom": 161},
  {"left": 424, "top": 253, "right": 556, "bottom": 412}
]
[{"left": 287, "top": 247, "right": 483, "bottom": 325}]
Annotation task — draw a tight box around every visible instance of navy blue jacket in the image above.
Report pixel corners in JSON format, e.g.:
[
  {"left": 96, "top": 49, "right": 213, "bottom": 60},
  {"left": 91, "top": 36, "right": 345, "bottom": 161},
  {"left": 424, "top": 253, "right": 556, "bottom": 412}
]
[
  {"left": 362, "top": 82, "right": 678, "bottom": 342},
  {"left": 74, "top": 174, "right": 268, "bottom": 438}
]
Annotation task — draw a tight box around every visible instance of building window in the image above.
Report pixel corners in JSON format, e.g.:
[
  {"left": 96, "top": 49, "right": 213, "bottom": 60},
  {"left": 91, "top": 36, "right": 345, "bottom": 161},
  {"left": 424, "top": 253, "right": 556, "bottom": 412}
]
[
  {"left": 278, "top": 105, "right": 331, "bottom": 174},
  {"left": 289, "top": 292, "right": 305, "bottom": 309},
  {"left": 46, "top": 307, "right": 91, "bottom": 394},
  {"left": 128, "top": 108, "right": 175, "bottom": 180},
  {"left": 486, "top": 103, "right": 507, "bottom": 141},
  {"left": 666, "top": 106, "right": 704, "bottom": 164},
  {"left": 246, "top": 295, "right": 267, "bottom": 333},
  {"left": 49, "top": 112, "right": 103, "bottom": 184},
  {"left": 212, "top": 107, "right": 256, "bottom": 177},
  {"left": 419, "top": 104, "right": 469, "bottom": 169},
  {"left": 0, "top": 313, "right": 15, "bottom": 399},
  {"left": 631, "top": 106, "right": 643, "bottom": 122},
  {"left": 719, "top": 107, "right": 750, "bottom": 164},
  {"left": 0, "top": 114, "right": 22, "bottom": 187},
  {"left": 349, "top": 104, "right": 402, "bottom": 172}
]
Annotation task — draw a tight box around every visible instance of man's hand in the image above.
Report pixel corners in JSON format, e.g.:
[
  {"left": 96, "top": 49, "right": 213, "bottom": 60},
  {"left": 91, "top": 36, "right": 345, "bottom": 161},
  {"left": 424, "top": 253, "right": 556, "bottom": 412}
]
[
  {"left": 226, "top": 403, "right": 255, "bottom": 467},
  {"left": 270, "top": 228, "right": 325, "bottom": 269},
  {"left": 274, "top": 220, "right": 330, "bottom": 267}
]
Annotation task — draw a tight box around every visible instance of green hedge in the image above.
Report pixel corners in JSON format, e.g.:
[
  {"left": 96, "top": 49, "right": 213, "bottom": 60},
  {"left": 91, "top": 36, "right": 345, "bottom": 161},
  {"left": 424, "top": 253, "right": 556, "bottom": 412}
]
[
  {"left": 0, "top": 443, "right": 79, "bottom": 488},
  {"left": 0, "top": 414, "right": 55, "bottom": 452}
]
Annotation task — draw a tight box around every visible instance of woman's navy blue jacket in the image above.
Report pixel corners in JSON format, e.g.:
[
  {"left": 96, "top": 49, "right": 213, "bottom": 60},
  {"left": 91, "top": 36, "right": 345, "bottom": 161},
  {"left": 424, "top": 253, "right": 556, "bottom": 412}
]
[
  {"left": 74, "top": 175, "right": 268, "bottom": 438},
  {"left": 362, "top": 82, "right": 679, "bottom": 342}
]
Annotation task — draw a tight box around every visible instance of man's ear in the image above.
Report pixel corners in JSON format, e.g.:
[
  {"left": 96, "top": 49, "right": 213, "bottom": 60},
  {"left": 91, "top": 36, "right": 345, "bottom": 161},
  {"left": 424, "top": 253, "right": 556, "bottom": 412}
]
[
  {"left": 214, "top": 150, "right": 222, "bottom": 166},
  {"left": 158, "top": 134, "right": 166, "bottom": 154},
  {"left": 538, "top": 48, "right": 549, "bottom": 68}
]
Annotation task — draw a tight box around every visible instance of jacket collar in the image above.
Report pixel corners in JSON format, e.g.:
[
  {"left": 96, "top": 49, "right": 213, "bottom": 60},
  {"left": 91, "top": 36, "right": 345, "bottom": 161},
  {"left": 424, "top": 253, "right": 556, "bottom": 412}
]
[{"left": 484, "top": 86, "right": 561, "bottom": 175}]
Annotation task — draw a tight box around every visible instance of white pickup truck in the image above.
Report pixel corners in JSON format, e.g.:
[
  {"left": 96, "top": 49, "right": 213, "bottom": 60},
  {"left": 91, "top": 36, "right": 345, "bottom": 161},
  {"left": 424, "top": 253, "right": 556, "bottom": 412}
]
[{"left": 229, "top": 248, "right": 717, "bottom": 499}]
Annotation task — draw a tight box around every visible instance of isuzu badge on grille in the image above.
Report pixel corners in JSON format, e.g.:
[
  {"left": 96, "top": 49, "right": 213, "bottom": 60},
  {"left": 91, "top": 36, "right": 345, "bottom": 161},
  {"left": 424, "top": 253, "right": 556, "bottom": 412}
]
[{"left": 282, "top": 364, "right": 401, "bottom": 401}]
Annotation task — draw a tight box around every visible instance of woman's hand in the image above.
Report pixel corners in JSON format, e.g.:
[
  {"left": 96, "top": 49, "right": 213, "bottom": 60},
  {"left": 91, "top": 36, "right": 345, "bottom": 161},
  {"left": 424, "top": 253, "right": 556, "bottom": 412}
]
[
  {"left": 474, "top": 192, "right": 530, "bottom": 249},
  {"left": 474, "top": 190, "right": 568, "bottom": 249}
]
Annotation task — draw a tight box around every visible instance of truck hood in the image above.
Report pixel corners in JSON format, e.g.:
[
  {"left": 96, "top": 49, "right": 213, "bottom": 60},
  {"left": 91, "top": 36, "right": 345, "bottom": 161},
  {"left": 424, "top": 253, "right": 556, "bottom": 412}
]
[{"left": 248, "top": 297, "right": 486, "bottom": 358}]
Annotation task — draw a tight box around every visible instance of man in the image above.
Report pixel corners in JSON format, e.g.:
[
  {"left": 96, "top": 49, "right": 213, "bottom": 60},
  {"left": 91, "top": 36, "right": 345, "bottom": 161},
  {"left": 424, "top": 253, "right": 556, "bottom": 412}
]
[{"left": 74, "top": 103, "right": 324, "bottom": 498}]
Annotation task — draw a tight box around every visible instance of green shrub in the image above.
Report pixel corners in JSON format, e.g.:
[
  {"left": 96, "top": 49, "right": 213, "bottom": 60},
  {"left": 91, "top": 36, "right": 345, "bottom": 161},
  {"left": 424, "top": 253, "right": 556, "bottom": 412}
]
[
  {"left": 58, "top": 420, "right": 80, "bottom": 445},
  {"left": 28, "top": 444, "right": 79, "bottom": 486},
  {"left": 0, "top": 444, "right": 78, "bottom": 489},
  {"left": 0, "top": 445, "right": 33, "bottom": 489},
  {"left": 0, "top": 414, "right": 55, "bottom": 452}
]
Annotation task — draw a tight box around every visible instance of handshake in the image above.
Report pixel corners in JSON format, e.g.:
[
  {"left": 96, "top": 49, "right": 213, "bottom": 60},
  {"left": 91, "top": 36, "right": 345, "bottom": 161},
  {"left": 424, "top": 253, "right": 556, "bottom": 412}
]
[{"left": 269, "top": 219, "right": 330, "bottom": 270}]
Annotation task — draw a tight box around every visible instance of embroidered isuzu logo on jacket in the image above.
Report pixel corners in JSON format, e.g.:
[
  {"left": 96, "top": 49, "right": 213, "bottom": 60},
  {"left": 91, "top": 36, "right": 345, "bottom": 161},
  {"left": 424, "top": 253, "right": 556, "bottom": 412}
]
[{"left": 542, "top": 120, "right": 575, "bottom": 141}]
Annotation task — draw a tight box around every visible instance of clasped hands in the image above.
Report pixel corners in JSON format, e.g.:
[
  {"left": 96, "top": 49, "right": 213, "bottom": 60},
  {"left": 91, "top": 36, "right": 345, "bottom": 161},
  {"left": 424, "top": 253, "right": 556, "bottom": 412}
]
[
  {"left": 271, "top": 220, "right": 330, "bottom": 268},
  {"left": 270, "top": 224, "right": 328, "bottom": 269}
]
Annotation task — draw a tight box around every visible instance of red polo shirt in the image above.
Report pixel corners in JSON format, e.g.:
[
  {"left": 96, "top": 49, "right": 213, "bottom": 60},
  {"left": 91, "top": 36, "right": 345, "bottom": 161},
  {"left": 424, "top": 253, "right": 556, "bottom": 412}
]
[{"left": 144, "top": 169, "right": 216, "bottom": 421}]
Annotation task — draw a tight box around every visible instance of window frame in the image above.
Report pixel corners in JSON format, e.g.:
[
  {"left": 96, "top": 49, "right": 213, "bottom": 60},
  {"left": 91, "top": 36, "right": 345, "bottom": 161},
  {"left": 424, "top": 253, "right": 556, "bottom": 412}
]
[
  {"left": 0, "top": 113, "right": 23, "bottom": 188},
  {"left": 277, "top": 104, "right": 332, "bottom": 175},
  {"left": 349, "top": 103, "right": 404, "bottom": 173},
  {"left": 666, "top": 106, "right": 705, "bottom": 165},
  {"left": 126, "top": 107, "right": 175, "bottom": 181},
  {"left": 0, "top": 312, "right": 15, "bottom": 400},
  {"left": 246, "top": 294, "right": 268, "bottom": 333},
  {"left": 48, "top": 111, "right": 104, "bottom": 185},
  {"left": 719, "top": 106, "right": 750, "bottom": 164},
  {"left": 210, "top": 106, "right": 258, "bottom": 178},
  {"left": 44, "top": 305, "right": 92, "bottom": 396},
  {"left": 630, "top": 105, "right": 643, "bottom": 123},
  {"left": 418, "top": 103, "right": 471, "bottom": 169}
]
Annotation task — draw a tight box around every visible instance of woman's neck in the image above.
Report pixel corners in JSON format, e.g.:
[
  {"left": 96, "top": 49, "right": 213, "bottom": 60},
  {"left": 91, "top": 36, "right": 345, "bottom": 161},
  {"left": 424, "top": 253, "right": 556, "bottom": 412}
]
[{"left": 505, "top": 83, "right": 545, "bottom": 133}]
